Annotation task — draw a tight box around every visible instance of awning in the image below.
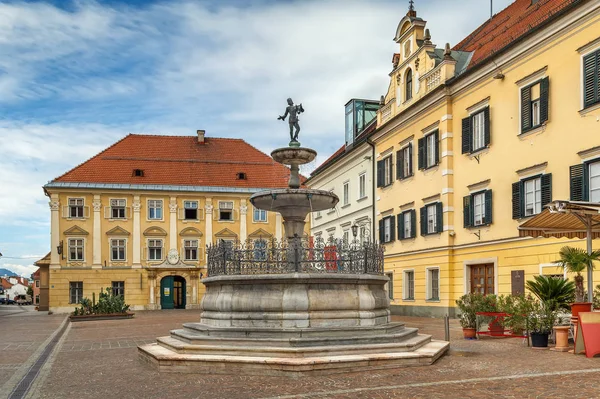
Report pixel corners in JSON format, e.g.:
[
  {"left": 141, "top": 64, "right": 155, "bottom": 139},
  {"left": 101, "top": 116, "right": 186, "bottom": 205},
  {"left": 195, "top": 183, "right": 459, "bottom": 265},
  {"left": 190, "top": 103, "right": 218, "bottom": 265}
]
[{"left": 518, "top": 202, "right": 600, "bottom": 239}]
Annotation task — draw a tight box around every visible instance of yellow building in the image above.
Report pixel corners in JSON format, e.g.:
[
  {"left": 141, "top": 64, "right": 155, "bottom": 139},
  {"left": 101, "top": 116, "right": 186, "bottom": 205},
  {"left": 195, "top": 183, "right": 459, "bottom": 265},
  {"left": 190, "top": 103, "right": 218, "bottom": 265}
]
[
  {"left": 43, "top": 131, "right": 297, "bottom": 313},
  {"left": 373, "top": 0, "right": 600, "bottom": 316}
]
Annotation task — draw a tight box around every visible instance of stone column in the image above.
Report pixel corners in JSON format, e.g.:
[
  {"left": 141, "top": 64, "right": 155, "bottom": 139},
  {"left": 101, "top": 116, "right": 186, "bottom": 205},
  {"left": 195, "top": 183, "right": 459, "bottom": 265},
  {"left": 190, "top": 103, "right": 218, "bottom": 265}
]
[
  {"left": 92, "top": 195, "right": 102, "bottom": 269},
  {"left": 169, "top": 197, "right": 177, "bottom": 251},
  {"left": 132, "top": 196, "right": 142, "bottom": 268},
  {"left": 240, "top": 200, "right": 248, "bottom": 243},
  {"left": 148, "top": 271, "right": 156, "bottom": 309},
  {"left": 275, "top": 213, "right": 283, "bottom": 241},
  {"left": 49, "top": 195, "right": 60, "bottom": 269},
  {"left": 191, "top": 274, "right": 198, "bottom": 306},
  {"left": 205, "top": 199, "right": 213, "bottom": 245}
]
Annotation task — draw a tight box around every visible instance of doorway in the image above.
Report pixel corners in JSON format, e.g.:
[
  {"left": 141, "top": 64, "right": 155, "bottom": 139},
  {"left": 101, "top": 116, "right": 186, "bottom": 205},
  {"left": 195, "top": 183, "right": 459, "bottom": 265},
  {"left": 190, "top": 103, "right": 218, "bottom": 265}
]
[
  {"left": 160, "top": 276, "right": 186, "bottom": 309},
  {"left": 470, "top": 264, "right": 495, "bottom": 295}
]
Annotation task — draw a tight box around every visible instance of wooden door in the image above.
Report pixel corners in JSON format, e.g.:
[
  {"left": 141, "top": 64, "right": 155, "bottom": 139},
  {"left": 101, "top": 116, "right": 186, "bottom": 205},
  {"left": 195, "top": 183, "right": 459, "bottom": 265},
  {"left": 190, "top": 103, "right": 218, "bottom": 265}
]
[
  {"left": 471, "top": 264, "right": 495, "bottom": 295},
  {"left": 173, "top": 277, "right": 186, "bottom": 309},
  {"left": 160, "top": 276, "right": 174, "bottom": 309}
]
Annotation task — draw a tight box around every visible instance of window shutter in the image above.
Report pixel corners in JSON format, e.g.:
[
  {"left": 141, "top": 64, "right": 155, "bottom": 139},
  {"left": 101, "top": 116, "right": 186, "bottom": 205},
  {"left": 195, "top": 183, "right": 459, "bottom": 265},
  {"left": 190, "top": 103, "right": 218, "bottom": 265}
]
[
  {"left": 570, "top": 164, "right": 586, "bottom": 201},
  {"left": 417, "top": 138, "right": 425, "bottom": 170},
  {"left": 376, "top": 160, "right": 384, "bottom": 188},
  {"left": 436, "top": 202, "right": 443, "bottom": 233},
  {"left": 484, "top": 190, "right": 493, "bottom": 225},
  {"left": 390, "top": 216, "right": 396, "bottom": 241},
  {"left": 521, "top": 86, "right": 531, "bottom": 133},
  {"left": 379, "top": 219, "right": 385, "bottom": 243},
  {"left": 434, "top": 130, "right": 440, "bottom": 165},
  {"left": 512, "top": 182, "right": 522, "bottom": 219},
  {"left": 461, "top": 117, "right": 471, "bottom": 154},
  {"left": 583, "top": 52, "right": 598, "bottom": 108},
  {"left": 397, "top": 150, "right": 404, "bottom": 180},
  {"left": 463, "top": 195, "right": 472, "bottom": 228},
  {"left": 408, "top": 143, "right": 413, "bottom": 176},
  {"left": 410, "top": 209, "right": 417, "bottom": 238},
  {"left": 397, "top": 213, "right": 404, "bottom": 240},
  {"left": 420, "top": 206, "right": 427, "bottom": 236},
  {"left": 483, "top": 107, "right": 491, "bottom": 147},
  {"left": 540, "top": 77, "right": 549, "bottom": 124},
  {"left": 541, "top": 173, "right": 552, "bottom": 207}
]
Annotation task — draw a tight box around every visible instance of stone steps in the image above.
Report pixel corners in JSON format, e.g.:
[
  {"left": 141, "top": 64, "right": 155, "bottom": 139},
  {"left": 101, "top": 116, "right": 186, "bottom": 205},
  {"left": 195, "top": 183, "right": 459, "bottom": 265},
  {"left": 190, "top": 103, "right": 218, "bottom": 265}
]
[{"left": 138, "top": 339, "right": 450, "bottom": 376}]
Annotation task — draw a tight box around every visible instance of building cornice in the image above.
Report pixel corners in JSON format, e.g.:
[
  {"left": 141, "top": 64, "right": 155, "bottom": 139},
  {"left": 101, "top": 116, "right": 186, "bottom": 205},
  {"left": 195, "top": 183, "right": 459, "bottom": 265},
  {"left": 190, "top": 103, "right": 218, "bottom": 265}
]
[{"left": 43, "top": 182, "right": 271, "bottom": 194}]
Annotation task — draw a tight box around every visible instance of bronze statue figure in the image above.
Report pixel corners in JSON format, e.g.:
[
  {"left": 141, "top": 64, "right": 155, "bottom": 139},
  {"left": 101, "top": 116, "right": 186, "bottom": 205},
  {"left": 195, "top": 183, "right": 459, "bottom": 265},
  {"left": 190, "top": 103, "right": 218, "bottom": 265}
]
[{"left": 278, "top": 98, "right": 304, "bottom": 143}]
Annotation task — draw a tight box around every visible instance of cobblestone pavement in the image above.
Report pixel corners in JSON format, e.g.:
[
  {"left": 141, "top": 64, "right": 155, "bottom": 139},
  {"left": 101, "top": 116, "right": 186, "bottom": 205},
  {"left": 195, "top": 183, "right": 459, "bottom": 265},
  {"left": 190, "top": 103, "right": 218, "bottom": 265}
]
[{"left": 2, "top": 309, "right": 598, "bottom": 399}]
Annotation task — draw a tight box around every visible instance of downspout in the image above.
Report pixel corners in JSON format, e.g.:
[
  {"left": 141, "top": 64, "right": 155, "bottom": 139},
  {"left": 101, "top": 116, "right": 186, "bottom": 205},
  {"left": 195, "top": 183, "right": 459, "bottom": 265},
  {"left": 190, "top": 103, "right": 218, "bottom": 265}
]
[{"left": 367, "top": 137, "right": 376, "bottom": 243}]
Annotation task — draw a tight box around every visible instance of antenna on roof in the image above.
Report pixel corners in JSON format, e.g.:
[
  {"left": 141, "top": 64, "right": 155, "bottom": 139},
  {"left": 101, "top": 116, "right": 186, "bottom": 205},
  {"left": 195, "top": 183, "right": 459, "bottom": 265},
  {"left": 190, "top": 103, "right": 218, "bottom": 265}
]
[{"left": 490, "top": 0, "right": 493, "bottom": 19}]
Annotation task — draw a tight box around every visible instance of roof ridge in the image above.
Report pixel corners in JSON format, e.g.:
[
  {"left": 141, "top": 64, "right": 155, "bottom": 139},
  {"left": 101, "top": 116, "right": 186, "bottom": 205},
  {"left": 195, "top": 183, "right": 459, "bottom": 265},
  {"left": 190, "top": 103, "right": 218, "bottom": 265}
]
[{"left": 128, "top": 133, "right": 244, "bottom": 141}]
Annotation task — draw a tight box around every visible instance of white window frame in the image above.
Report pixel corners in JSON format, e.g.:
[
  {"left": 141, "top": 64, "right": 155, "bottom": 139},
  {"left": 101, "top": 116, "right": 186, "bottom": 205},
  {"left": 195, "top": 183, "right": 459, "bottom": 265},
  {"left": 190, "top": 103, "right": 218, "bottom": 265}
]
[
  {"left": 384, "top": 217, "right": 392, "bottom": 243},
  {"left": 404, "top": 210, "right": 412, "bottom": 238},
  {"left": 524, "top": 177, "right": 542, "bottom": 216},
  {"left": 426, "top": 133, "right": 436, "bottom": 168},
  {"left": 590, "top": 160, "right": 600, "bottom": 202},
  {"left": 109, "top": 238, "right": 127, "bottom": 262},
  {"left": 384, "top": 156, "right": 393, "bottom": 186},
  {"left": 426, "top": 203, "right": 437, "bottom": 234},
  {"left": 219, "top": 201, "right": 235, "bottom": 221},
  {"left": 147, "top": 239, "right": 163, "bottom": 261},
  {"left": 112, "top": 281, "right": 125, "bottom": 298},
  {"left": 343, "top": 181, "right": 350, "bottom": 206},
  {"left": 402, "top": 145, "right": 411, "bottom": 178},
  {"left": 539, "top": 262, "right": 567, "bottom": 279},
  {"left": 110, "top": 198, "right": 127, "bottom": 219},
  {"left": 147, "top": 199, "right": 163, "bottom": 221},
  {"left": 68, "top": 198, "right": 85, "bottom": 219},
  {"left": 385, "top": 271, "right": 394, "bottom": 300},
  {"left": 473, "top": 192, "right": 485, "bottom": 226},
  {"left": 184, "top": 239, "right": 199, "bottom": 261},
  {"left": 343, "top": 229, "right": 350, "bottom": 243},
  {"left": 471, "top": 110, "right": 485, "bottom": 152},
  {"left": 426, "top": 267, "right": 440, "bottom": 301},
  {"left": 69, "top": 281, "right": 83, "bottom": 304},
  {"left": 253, "top": 207, "right": 267, "bottom": 223},
  {"left": 358, "top": 172, "right": 367, "bottom": 199},
  {"left": 183, "top": 200, "right": 199, "bottom": 220},
  {"left": 403, "top": 269, "right": 415, "bottom": 301},
  {"left": 68, "top": 238, "right": 85, "bottom": 261}
]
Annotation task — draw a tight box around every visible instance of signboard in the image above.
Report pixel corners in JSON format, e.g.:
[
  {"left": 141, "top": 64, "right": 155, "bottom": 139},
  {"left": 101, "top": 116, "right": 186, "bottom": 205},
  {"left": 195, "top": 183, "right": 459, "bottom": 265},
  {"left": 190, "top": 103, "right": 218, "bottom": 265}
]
[
  {"left": 163, "top": 287, "right": 170, "bottom": 296},
  {"left": 575, "top": 312, "right": 600, "bottom": 358},
  {"left": 511, "top": 270, "right": 524, "bottom": 296}
]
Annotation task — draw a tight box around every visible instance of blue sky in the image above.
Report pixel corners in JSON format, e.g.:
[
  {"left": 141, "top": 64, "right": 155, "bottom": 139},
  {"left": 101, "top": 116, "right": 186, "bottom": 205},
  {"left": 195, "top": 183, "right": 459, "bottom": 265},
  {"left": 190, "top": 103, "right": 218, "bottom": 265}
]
[{"left": 0, "top": 0, "right": 513, "bottom": 276}]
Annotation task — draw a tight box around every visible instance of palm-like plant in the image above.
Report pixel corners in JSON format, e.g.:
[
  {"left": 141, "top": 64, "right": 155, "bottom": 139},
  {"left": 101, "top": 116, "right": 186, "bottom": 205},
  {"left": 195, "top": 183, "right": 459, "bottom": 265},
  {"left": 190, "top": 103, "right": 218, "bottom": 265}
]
[
  {"left": 525, "top": 275, "right": 575, "bottom": 311},
  {"left": 554, "top": 246, "right": 600, "bottom": 302}
]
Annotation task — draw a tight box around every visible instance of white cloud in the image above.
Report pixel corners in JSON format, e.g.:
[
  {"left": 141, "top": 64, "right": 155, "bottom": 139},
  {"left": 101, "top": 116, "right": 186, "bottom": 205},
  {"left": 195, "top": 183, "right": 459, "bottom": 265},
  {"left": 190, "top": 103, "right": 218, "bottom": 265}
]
[{"left": 0, "top": 262, "right": 37, "bottom": 278}]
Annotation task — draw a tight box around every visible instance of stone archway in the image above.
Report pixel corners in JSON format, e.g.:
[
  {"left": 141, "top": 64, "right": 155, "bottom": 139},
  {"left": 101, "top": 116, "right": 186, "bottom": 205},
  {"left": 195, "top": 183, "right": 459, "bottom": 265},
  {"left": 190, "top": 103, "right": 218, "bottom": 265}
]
[{"left": 148, "top": 270, "right": 200, "bottom": 310}]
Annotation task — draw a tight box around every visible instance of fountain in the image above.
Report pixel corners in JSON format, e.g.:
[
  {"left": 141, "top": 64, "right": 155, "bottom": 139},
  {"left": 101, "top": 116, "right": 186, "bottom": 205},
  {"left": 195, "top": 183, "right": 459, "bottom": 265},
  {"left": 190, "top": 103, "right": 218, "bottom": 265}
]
[{"left": 138, "top": 101, "right": 448, "bottom": 375}]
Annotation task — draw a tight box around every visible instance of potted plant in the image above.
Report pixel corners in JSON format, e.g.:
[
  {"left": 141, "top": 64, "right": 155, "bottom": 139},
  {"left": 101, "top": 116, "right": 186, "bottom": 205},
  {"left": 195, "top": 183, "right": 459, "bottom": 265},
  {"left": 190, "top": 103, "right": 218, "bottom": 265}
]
[
  {"left": 477, "top": 294, "right": 504, "bottom": 336},
  {"left": 456, "top": 293, "right": 481, "bottom": 339},
  {"left": 525, "top": 275, "right": 575, "bottom": 311},
  {"left": 496, "top": 294, "right": 534, "bottom": 336},
  {"left": 554, "top": 246, "right": 600, "bottom": 317},
  {"left": 527, "top": 300, "right": 559, "bottom": 348}
]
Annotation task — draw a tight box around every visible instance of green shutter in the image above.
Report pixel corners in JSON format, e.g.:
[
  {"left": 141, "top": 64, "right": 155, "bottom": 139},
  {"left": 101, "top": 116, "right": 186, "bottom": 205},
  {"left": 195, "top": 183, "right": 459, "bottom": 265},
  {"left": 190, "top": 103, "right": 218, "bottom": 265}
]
[
  {"left": 484, "top": 190, "right": 493, "bottom": 225},
  {"left": 463, "top": 195, "right": 472, "bottom": 228},
  {"left": 521, "top": 86, "right": 532, "bottom": 133},
  {"left": 461, "top": 117, "right": 471, "bottom": 154},
  {"left": 396, "top": 150, "right": 403, "bottom": 180},
  {"left": 583, "top": 51, "right": 599, "bottom": 108},
  {"left": 397, "top": 213, "right": 404, "bottom": 239},
  {"left": 417, "top": 138, "right": 425, "bottom": 170},
  {"left": 436, "top": 202, "right": 443, "bottom": 233},
  {"left": 410, "top": 209, "right": 416, "bottom": 238},
  {"left": 408, "top": 143, "right": 413, "bottom": 176},
  {"left": 570, "top": 164, "right": 586, "bottom": 201},
  {"left": 420, "top": 206, "right": 427, "bottom": 236},
  {"left": 512, "top": 182, "right": 522, "bottom": 219},
  {"left": 483, "top": 107, "right": 491, "bottom": 147},
  {"left": 376, "top": 160, "right": 384, "bottom": 188},
  {"left": 541, "top": 173, "right": 552, "bottom": 207},
  {"left": 434, "top": 130, "right": 440, "bottom": 165},
  {"left": 540, "top": 77, "right": 549, "bottom": 124},
  {"left": 378, "top": 219, "right": 385, "bottom": 243},
  {"left": 390, "top": 216, "right": 396, "bottom": 241}
]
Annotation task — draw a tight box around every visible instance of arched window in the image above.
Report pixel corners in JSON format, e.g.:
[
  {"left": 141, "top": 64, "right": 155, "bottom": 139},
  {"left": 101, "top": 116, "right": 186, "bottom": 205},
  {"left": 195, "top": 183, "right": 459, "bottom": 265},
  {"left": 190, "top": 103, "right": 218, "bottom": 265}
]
[{"left": 405, "top": 69, "right": 413, "bottom": 101}]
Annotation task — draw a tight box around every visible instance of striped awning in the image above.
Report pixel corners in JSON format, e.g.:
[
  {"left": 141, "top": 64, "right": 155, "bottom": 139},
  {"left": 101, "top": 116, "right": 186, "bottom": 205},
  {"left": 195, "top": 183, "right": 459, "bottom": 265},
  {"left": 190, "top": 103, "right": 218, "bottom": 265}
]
[{"left": 518, "top": 201, "right": 600, "bottom": 239}]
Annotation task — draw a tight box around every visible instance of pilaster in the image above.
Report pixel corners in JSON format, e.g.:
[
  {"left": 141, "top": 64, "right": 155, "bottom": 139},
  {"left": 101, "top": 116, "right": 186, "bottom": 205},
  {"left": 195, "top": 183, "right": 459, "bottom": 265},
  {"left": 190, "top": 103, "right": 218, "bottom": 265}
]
[
  {"left": 49, "top": 195, "right": 60, "bottom": 269},
  {"left": 92, "top": 195, "right": 102, "bottom": 269},
  {"left": 132, "top": 195, "right": 142, "bottom": 268},
  {"left": 169, "top": 197, "right": 177, "bottom": 251},
  {"left": 205, "top": 198, "right": 213, "bottom": 245},
  {"left": 240, "top": 199, "right": 248, "bottom": 242},
  {"left": 276, "top": 213, "right": 283, "bottom": 240}
]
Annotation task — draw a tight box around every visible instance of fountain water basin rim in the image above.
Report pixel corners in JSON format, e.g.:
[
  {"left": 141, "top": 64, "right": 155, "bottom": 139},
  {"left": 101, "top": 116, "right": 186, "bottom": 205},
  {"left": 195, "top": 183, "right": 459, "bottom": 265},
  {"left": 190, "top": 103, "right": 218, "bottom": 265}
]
[{"left": 250, "top": 188, "right": 338, "bottom": 213}]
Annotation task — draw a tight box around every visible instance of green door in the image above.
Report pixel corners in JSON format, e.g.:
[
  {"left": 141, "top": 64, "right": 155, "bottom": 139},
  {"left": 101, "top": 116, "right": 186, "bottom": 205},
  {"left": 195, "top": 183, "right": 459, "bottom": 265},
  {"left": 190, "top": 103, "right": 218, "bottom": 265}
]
[{"left": 160, "top": 276, "right": 174, "bottom": 309}]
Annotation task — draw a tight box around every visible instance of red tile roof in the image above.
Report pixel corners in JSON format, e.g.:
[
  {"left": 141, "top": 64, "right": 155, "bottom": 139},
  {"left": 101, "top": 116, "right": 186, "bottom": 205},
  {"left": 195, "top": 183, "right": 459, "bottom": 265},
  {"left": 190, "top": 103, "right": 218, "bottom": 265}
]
[
  {"left": 453, "top": 0, "right": 581, "bottom": 70},
  {"left": 52, "top": 134, "right": 296, "bottom": 189},
  {"left": 1, "top": 278, "right": 13, "bottom": 290}
]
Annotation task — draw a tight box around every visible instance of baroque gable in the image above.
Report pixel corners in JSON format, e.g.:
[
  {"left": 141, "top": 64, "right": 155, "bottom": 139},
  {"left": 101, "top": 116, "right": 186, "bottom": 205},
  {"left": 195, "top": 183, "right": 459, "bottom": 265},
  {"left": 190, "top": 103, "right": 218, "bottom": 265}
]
[
  {"left": 63, "top": 225, "right": 89, "bottom": 236},
  {"left": 106, "top": 226, "right": 131, "bottom": 236},
  {"left": 143, "top": 226, "right": 168, "bottom": 237}
]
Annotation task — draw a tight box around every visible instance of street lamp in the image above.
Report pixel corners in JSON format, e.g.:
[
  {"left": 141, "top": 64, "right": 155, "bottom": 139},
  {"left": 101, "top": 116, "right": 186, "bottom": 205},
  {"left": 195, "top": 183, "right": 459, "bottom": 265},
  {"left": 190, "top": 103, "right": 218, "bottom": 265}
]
[{"left": 351, "top": 223, "right": 359, "bottom": 239}]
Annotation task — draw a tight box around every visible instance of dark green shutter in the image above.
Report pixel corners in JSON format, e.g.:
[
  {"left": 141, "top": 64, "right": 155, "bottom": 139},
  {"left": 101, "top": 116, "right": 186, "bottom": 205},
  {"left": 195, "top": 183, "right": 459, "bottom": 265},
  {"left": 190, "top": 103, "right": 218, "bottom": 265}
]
[
  {"left": 408, "top": 143, "right": 413, "bottom": 176},
  {"left": 390, "top": 216, "right": 396, "bottom": 241},
  {"left": 541, "top": 173, "right": 552, "bottom": 207},
  {"left": 376, "top": 160, "right": 384, "bottom": 188},
  {"left": 410, "top": 209, "right": 416, "bottom": 238},
  {"left": 512, "top": 182, "right": 522, "bottom": 219},
  {"left": 420, "top": 206, "right": 427, "bottom": 236},
  {"left": 462, "top": 117, "right": 471, "bottom": 154},
  {"left": 397, "top": 213, "right": 404, "bottom": 239},
  {"left": 463, "top": 195, "right": 472, "bottom": 228},
  {"left": 570, "top": 164, "right": 586, "bottom": 201},
  {"left": 540, "top": 77, "right": 549, "bottom": 124},
  {"left": 396, "top": 150, "right": 403, "bottom": 180},
  {"left": 436, "top": 202, "right": 443, "bottom": 233},
  {"left": 583, "top": 51, "right": 599, "bottom": 108},
  {"left": 434, "top": 130, "right": 440, "bottom": 166},
  {"left": 378, "top": 219, "right": 385, "bottom": 243},
  {"left": 521, "top": 86, "right": 531, "bottom": 133},
  {"left": 484, "top": 190, "right": 493, "bottom": 225},
  {"left": 483, "top": 107, "right": 491, "bottom": 147},
  {"left": 417, "top": 138, "right": 424, "bottom": 170}
]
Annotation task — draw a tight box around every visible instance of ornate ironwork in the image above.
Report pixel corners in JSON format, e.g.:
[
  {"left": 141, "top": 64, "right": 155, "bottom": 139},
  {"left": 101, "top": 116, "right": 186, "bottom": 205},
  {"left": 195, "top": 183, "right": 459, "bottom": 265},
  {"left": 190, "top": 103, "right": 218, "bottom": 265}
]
[{"left": 207, "top": 236, "right": 384, "bottom": 277}]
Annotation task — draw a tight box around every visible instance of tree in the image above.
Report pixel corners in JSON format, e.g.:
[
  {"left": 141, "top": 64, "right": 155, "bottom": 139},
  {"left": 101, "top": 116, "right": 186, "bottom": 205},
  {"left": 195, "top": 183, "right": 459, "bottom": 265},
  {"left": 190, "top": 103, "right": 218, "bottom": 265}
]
[
  {"left": 554, "top": 246, "right": 600, "bottom": 303},
  {"left": 27, "top": 286, "right": 33, "bottom": 296}
]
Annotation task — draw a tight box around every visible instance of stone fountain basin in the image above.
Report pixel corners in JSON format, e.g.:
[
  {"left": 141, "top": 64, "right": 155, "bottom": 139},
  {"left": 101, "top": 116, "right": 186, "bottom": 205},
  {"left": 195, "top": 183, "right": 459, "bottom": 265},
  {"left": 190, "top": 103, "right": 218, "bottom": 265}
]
[
  {"left": 250, "top": 189, "right": 338, "bottom": 214},
  {"left": 271, "top": 147, "right": 317, "bottom": 165}
]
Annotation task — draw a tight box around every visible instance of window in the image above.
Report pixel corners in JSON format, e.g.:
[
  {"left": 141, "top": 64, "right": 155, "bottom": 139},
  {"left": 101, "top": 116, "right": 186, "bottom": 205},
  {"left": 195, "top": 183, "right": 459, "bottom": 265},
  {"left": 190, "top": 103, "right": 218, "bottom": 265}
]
[
  {"left": 378, "top": 216, "right": 395, "bottom": 243},
  {"left": 591, "top": 161, "right": 600, "bottom": 202},
  {"left": 420, "top": 202, "right": 443, "bottom": 235},
  {"left": 512, "top": 174, "right": 551, "bottom": 219},
  {"left": 68, "top": 238, "right": 84, "bottom": 261},
  {"left": 521, "top": 78, "right": 549, "bottom": 133},
  {"left": 110, "top": 199, "right": 126, "bottom": 219},
  {"left": 148, "top": 200, "right": 163, "bottom": 220},
  {"left": 112, "top": 281, "right": 124, "bottom": 298},
  {"left": 110, "top": 239, "right": 126, "bottom": 261},
  {"left": 396, "top": 144, "right": 413, "bottom": 180},
  {"left": 418, "top": 131, "right": 439, "bottom": 170},
  {"left": 184, "top": 201, "right": 198, "bottom": 220},
  {"left": 570, "top": 160, "right": 600, "bottom": 202},
  {"left": 385, "top": 272, "right": 394, "bottom": 300},
  {"left": 35, "top": 280, "right": 40, "bottom": 288},
  {"left": 68, "top": 198, "right": 84, "bottom": 218},
  {"left": 343, "top": 230, "right": 350, "bottom": 243},
  {"left": 397, "top": 209, "right": 416, "bottom": 240},
  {"left": 358, "top": 173, "right": 366, "bottom": 199},
  {"left": 315, "top": 211, "right": 322, "bottom": 219},
  {"left": 184, "top": 239, "right": 198, "bottom": 261},
  {"left": 404, "top": 40, "right": 411, "bottom": 58},
  {"left": 35, "top": 295, "right": 39, "bottom": 304},
  {"left": 376, "top": 155, "right": 393, "bottom": 187},
  {"left": 253, "top": 239, "right": 267, "bottom": 261},
  {"left": 69, "top": 282, "right": 83, "bottom": 304},
  {"left": 403, "top": 270, "right": 415, "bottom": 300},
  {"left": 405, "top": 69, "right": 413, "bottom": 101},
  {"left": 133, "top": 169, "right": 144, "bottom": 177},
  {"left": 219, "top": 201, "right": 234, "bottom": 221},
  {"left": 583, "top": 49, "right": 600, "bottom": 109},
  {"left": 461, "top": 107, "right": 490, "bottom": 154},
  {"left": 464, "top": 190, "right": 493, "bottom": 227},
  {"left": 253, "top": 207, "right": 267, "bottom": 222},
  {"left": 148, "top": 239, "right": 163, "bottom": 261},
  {"left": 427, "top": 268, "right": 440, "bottom": 301},
  {"left": 343, "top": 181, "right": 349, "bottom": 205}
]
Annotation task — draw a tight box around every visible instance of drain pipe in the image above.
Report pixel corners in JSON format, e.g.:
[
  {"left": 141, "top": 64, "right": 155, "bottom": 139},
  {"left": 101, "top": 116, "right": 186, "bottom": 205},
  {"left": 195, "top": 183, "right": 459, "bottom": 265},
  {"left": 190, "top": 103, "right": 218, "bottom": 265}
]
[{"left": 367, "top": 137, "right": 376, "bottom": 243}]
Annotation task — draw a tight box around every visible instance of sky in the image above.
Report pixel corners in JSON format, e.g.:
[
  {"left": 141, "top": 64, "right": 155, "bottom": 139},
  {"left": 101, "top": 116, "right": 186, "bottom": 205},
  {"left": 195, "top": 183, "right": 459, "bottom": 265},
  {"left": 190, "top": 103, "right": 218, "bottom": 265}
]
[{"left": 0, "top": 0, "right": 513, "bottom": 277}]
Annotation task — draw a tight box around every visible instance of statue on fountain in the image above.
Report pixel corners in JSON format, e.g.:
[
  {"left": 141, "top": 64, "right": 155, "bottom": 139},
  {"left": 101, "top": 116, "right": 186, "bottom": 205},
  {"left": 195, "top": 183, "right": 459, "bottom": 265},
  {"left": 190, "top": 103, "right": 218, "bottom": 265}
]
[{"left": 277, "top": 98, "right": 304, "bottom": 147}]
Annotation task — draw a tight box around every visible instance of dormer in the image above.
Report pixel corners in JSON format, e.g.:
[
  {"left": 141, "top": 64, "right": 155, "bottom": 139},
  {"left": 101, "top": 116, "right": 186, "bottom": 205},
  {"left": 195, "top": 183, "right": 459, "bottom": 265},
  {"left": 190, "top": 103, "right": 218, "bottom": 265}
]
[{"left": 393, "top": 5, "right": 427, "bottom": 62}]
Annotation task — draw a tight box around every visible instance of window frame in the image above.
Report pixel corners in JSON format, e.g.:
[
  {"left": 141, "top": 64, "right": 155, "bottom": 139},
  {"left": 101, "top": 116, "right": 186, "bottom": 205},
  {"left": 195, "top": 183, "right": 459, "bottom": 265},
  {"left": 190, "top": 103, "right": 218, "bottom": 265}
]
[
  {"left": 147, "top": 199, "right": 163, "bottom": 221},
  {"left": 385, "top": 271, "right": 394, "bottom": 300},
  {"left": 253, "top": 207, "right": 267, "bottom": 223},
  {"left": 523, "top": 176, "right": 542, "bottom": 217},
  {"left": 472, "top": 192, "right": 486, "bottom": 226},
  {"left": 582, "top": 47, "right": 600, "bottom": 110},
  {"left": 405, "top": 68, "right": 413, "bottom": 101},
  {"left": 218, "top": 201, "right": 235, "bottom": 221},
  {"left": 69, "top": 281, "right": 83, "bottom": 304},
  {"left": 110, "top": 198, "right": 127, "bottom": 219},
  {"left": 403, "top": 269, "right": 415, "bottom": 301},
  {"left": 590, "top": 160, "right": 600, "bottom": 203},
  {"left": 68, "top": 238, "right": 84, "bottom": 261},
  {"left": 111, "top": 281, "right": 125, "bottom": 299},
  {"left": 426, "top": 267, "right": 440, "bottom": 301},
  {"left": 383, "top": 155, "right": 393, "bottom": 186},
  {"left": 68, "top": 198, "right": 85, "bottom": 219},
  {"left": 110, "top": 238, "right": 127, "bottom": 262},
  {"left": 358, "top": 172, "right": 367, "bottom": 199},
  {"left": 471, "top": 109, "right": 486, "bottom": 153},
  {"left": 184, "top": 239, "right": 199, "bottom": 261},
  {"left": 183, "top": 200, "right": 199, "bottom": 221},
  {"left": 426, "top": 203, "right": 437, "bottom": 235},
  {"left": 148, "top": 239, "right": 163, "bottom": 261},
  {"left": 343, "top": 181, "right": 350, "bottom": 206}
]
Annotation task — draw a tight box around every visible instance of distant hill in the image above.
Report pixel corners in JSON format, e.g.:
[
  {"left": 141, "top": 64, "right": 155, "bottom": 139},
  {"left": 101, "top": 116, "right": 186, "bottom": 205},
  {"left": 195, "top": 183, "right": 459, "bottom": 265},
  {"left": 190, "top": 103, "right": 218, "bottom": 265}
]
[{"left": 0, "top": 268, "right": 19, "bottom": 277}]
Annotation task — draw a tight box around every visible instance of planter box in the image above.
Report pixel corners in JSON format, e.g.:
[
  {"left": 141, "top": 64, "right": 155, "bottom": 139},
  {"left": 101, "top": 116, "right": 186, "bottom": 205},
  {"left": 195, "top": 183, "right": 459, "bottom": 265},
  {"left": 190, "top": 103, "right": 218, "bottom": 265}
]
[{"left": 69, "top": 312, "right": 134, "bottom": 322}]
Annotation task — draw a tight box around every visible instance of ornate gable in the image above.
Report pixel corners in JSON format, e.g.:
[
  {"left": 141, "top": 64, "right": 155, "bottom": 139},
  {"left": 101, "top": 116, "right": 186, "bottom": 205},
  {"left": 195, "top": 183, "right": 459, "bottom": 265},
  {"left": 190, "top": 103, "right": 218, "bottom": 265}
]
[
  {"left": 214, "top": 228, "right": 237, "bottom": 239},
  {"left": 106, "top": 226, "right": 131, "bottom": 236},
  {"left": 143, "top": 226, "right": 168, "bottom": 237},
  {"left": 248, "top": 228, "right": 273, "bottom": 239},
  {"left": 180, "top": 227, "right": 203, "bottom": 237},
  {"left": 63, "top": 225, "right": 89, "bottom": 236}
]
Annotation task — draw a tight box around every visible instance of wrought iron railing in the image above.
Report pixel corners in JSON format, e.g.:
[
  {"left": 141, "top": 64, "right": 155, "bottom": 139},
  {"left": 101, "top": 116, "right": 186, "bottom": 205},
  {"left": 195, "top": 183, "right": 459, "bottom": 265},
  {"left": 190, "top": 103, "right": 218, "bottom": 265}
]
[{"left": 206, "top": 236, "right": 384, "bottom": 277}]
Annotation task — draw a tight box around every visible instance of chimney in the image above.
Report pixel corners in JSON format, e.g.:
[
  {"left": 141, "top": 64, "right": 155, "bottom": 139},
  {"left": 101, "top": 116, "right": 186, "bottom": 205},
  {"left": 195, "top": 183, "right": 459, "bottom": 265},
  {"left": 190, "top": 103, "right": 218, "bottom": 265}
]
[{"left": 197, "top": 129, "right": 205, "bottom": 144}]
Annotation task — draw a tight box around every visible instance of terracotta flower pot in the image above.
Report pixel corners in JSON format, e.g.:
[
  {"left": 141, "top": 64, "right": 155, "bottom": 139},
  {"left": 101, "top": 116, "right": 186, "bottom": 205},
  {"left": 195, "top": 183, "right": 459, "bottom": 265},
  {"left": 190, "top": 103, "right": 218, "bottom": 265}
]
[
  {"left": 462, "top": 328, "right": 477, "bottom": 339},
  {"left": 570, "top": 302, "right": 592, "bottom": 318},
  {"left": 553, "top": 326, "right": 570, "bottom": 352},
  {"left": 488, "top": 319, "right": 504, "bottom": 337}
]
